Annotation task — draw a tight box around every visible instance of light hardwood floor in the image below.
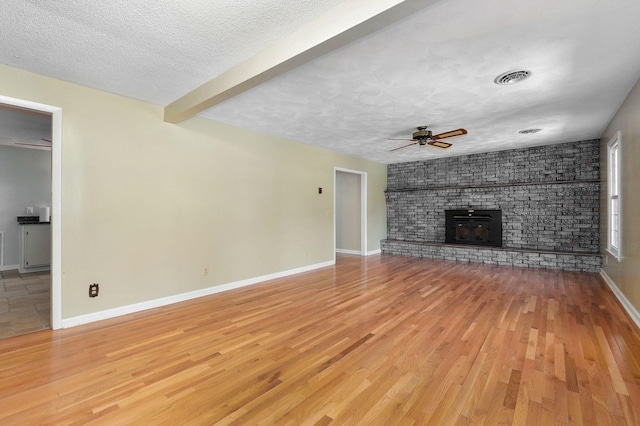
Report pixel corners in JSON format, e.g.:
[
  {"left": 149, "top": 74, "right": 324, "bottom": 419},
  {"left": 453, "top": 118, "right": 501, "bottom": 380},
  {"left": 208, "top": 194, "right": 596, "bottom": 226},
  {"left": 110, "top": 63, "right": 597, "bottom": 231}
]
[{"left": 0, "top": 254, "right": 638, "bottom": 425}]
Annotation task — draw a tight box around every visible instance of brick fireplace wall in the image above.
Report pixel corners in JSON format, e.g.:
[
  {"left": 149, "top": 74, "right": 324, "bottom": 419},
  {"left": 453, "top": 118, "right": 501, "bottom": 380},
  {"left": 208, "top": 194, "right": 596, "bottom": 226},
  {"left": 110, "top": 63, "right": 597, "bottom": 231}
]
[{"left": 381, "top": 140, "right": 602, "bottom": 272}]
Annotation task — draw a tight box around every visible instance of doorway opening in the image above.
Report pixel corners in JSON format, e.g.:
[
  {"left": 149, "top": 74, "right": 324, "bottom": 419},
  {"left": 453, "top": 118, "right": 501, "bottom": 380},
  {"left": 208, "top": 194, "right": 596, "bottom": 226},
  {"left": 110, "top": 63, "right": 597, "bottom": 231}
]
[
  {"left": 0, "top": 95, "right": 62, "bottom": 331},
  {"left": 334, "top": 168, "right": 367, "bottom": 258}
]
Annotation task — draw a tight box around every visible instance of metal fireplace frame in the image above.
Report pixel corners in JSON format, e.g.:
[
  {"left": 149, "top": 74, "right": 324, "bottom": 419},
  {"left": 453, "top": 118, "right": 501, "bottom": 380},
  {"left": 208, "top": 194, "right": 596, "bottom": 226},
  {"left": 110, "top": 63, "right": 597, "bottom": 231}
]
[{"left": 445, "top": 209, "right": 502, "bottom": 247}]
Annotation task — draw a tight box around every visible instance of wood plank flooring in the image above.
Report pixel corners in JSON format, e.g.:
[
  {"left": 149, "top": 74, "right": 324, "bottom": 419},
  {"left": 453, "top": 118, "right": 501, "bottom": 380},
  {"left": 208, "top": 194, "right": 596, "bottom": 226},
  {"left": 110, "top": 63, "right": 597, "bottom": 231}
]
[{"left": 0, "top": 254, "right": 639, "bottom": 425}]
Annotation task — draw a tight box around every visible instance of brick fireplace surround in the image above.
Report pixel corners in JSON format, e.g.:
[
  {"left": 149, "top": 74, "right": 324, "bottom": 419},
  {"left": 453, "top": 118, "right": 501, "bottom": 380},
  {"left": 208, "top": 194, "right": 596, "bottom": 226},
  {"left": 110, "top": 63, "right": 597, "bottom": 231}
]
[{"left": 381, "top": 140, "right": 602, "bottom": 272}]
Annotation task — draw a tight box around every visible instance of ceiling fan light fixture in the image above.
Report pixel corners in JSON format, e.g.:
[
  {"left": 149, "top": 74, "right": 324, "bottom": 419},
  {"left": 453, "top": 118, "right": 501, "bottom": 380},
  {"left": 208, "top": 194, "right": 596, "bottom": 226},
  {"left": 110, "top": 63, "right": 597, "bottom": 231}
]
[
  {"left": 518, "top": 128, "right": 542, "bottom": 134},
  {"left": 412, "top": 126, "right": 432, "bottom": 140},
  {"left": 388, "top": 126, "right": 466, "bottom": 152},
  {"left": 494, "top": 70, "right": 531, "bottom": 85}
]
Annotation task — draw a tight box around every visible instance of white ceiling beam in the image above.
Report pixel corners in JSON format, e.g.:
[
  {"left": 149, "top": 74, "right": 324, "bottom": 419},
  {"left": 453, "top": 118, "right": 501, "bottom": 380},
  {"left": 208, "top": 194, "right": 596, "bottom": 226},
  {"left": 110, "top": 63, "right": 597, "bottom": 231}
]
[{"left": 164, "top": 0, "right": 440, "bottom": 124}]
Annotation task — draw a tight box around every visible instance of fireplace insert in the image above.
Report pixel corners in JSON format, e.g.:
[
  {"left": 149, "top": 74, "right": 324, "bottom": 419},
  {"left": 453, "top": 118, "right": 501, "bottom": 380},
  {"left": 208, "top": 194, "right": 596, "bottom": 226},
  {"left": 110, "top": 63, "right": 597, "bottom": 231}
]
[{"left": 445, "top": 209, "right": 502, "bottom": 247}]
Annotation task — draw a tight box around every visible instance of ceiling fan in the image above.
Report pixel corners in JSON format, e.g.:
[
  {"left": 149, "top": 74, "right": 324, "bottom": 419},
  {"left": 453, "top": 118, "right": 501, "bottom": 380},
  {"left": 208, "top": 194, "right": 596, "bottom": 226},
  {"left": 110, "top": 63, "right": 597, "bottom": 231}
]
[
  {"left": 15, "top": 138, "right": 52, "bottom": 148},
  {"left": 389, "top": 126, "right": 467, "bottom": 151}
]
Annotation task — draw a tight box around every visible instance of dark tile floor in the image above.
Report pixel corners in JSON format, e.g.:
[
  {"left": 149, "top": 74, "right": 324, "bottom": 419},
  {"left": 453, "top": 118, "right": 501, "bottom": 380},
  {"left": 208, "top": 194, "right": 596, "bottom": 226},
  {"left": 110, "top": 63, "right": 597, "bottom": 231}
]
[{"left": 0, "top": 269, "right": 50, "bottom": 339}]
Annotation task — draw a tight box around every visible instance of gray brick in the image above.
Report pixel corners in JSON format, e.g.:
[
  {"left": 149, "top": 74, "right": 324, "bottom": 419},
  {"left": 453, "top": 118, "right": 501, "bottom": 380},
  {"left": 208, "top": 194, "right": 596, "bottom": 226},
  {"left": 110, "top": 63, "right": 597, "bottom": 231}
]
[{"left": 384, "top": 140, "right": 601, "bottom": 272}]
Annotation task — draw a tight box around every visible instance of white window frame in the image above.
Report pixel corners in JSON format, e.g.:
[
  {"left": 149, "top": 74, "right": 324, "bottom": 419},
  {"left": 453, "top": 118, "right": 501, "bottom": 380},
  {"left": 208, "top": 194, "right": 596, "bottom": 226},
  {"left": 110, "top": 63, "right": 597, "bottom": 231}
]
[{"left": 607, "top": 131, "right": 622, "bottom": 260}]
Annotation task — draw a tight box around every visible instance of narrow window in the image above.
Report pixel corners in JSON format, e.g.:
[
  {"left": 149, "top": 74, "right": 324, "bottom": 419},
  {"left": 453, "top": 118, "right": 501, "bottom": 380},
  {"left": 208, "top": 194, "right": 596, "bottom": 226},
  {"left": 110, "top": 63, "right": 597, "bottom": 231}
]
[{"left": 607, "top": 132, "right": 621, "bottom": 259}]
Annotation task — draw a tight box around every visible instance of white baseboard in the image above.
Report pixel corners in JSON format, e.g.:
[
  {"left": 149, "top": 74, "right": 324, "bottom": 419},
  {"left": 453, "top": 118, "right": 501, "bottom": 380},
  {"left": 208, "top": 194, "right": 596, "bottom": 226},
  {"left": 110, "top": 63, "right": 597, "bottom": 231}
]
[
  {"left": 600, "top": 269, "right": 640, "bottom": 330},
  {"left": 336, "top": 248, "right": 362, "bottom": 255},
  {"left": 19, "top": 266, "right": 50, "bottom": 274},
  {"left": 335, "top": 249, "right": 381, "bottom": 256},
  {"left": 0, "top": 264, "right": 19, "bottom": 272},
  {"left": 61, "top": 259, "right": 335, "bottom": 329}
]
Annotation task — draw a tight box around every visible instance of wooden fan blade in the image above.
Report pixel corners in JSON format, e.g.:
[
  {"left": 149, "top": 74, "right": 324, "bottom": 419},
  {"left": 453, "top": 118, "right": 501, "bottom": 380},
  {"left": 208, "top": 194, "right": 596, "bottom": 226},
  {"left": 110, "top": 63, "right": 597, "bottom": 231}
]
[
  {"left": 390, "top": 142, "right": 418, "bottom": 152},
  {"left": 427, "top": 140, "right": 452, "bottom": 149},
  {"left": 432, "top": 128, "right": 467, "bottom": 139}
]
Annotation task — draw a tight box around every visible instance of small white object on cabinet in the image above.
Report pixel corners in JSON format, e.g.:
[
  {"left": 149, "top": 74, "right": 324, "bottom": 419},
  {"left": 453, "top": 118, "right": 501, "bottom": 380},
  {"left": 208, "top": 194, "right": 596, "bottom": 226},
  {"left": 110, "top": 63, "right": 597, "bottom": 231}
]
[{"left": 19, "top": 224, "right": 51, "bottom": 273}]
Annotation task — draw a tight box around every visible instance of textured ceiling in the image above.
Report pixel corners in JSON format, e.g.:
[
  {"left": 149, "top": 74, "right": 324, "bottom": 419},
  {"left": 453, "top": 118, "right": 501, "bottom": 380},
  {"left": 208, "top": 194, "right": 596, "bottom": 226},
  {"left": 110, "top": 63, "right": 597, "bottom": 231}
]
[
  {"left": 2, "top": 0, "right": 640, "bottom": 162},
  {"left": 0, "top": 106, "right": 51, "bottom": 151},
  {"left": 0, "top": 0, "right": 345, "bottom": 105}
]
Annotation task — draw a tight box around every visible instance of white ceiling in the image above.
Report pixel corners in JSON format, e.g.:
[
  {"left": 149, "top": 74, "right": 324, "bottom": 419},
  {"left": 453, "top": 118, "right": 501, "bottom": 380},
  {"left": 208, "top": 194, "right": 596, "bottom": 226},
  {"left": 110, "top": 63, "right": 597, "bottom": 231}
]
[
  {"left": 0, "top": 106, "right": 51, "bottom": 151},
  {"left": 2, "top": 0, "right": 640, "bottom": 163}
]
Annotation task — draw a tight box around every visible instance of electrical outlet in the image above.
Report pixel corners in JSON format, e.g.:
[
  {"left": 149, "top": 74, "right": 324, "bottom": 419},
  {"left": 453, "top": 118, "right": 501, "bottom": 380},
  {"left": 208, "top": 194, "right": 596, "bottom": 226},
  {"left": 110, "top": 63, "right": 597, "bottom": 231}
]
[
  {"left": 89, "top": 283, "right": 99, "bottom": 297},
  {"left": 203, "top": 267, "right": 209, "bottom": 276}
]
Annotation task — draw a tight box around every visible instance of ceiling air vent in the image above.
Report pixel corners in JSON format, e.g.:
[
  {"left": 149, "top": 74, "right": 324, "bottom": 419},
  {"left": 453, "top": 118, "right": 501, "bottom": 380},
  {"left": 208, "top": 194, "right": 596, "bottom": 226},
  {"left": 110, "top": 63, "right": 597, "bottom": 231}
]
[{"left": 494, "top": 70, "right": 531, "bottom": 85}]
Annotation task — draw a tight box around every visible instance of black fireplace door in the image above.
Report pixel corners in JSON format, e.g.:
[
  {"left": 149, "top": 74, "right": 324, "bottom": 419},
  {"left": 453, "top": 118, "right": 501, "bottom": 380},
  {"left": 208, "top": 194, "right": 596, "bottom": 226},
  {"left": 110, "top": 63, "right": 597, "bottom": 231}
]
[{"left": 445, "top": 210, "right": 502, "bottom": 247}]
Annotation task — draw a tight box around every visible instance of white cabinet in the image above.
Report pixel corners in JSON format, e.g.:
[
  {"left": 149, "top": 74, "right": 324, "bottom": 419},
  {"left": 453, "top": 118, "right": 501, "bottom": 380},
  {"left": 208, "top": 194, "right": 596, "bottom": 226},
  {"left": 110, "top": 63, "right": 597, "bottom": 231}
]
[{"left": 19, "top": 224, "right": 51, "bottom": 272}]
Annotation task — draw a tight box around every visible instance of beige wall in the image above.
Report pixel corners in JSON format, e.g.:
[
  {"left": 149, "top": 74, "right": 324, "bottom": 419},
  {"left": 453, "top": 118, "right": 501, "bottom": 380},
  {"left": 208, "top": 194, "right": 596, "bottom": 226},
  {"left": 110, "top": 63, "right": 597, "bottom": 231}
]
[
  {"left": 600, "top": 76, "right": 640, "bottom": 314},
  {"left": 0, "top": 65, "right": 387, "bottom": 320}
]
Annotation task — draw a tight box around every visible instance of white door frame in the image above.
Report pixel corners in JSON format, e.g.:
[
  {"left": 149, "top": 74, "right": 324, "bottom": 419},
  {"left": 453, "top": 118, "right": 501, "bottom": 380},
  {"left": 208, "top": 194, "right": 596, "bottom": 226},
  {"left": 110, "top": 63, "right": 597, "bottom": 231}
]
[
  {"left": 334, "top": 167, "right": 367, "bottom": 258},
  {"left": 0, "top": 95, "right": 62, "bottom": 330}
]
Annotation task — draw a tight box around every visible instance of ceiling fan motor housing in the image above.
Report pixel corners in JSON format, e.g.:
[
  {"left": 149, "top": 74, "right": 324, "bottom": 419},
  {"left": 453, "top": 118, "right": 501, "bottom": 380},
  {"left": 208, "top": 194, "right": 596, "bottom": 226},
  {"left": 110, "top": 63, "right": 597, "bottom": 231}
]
[{"left": 413, "top": 127, "right": 432, "bottom": 144}]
